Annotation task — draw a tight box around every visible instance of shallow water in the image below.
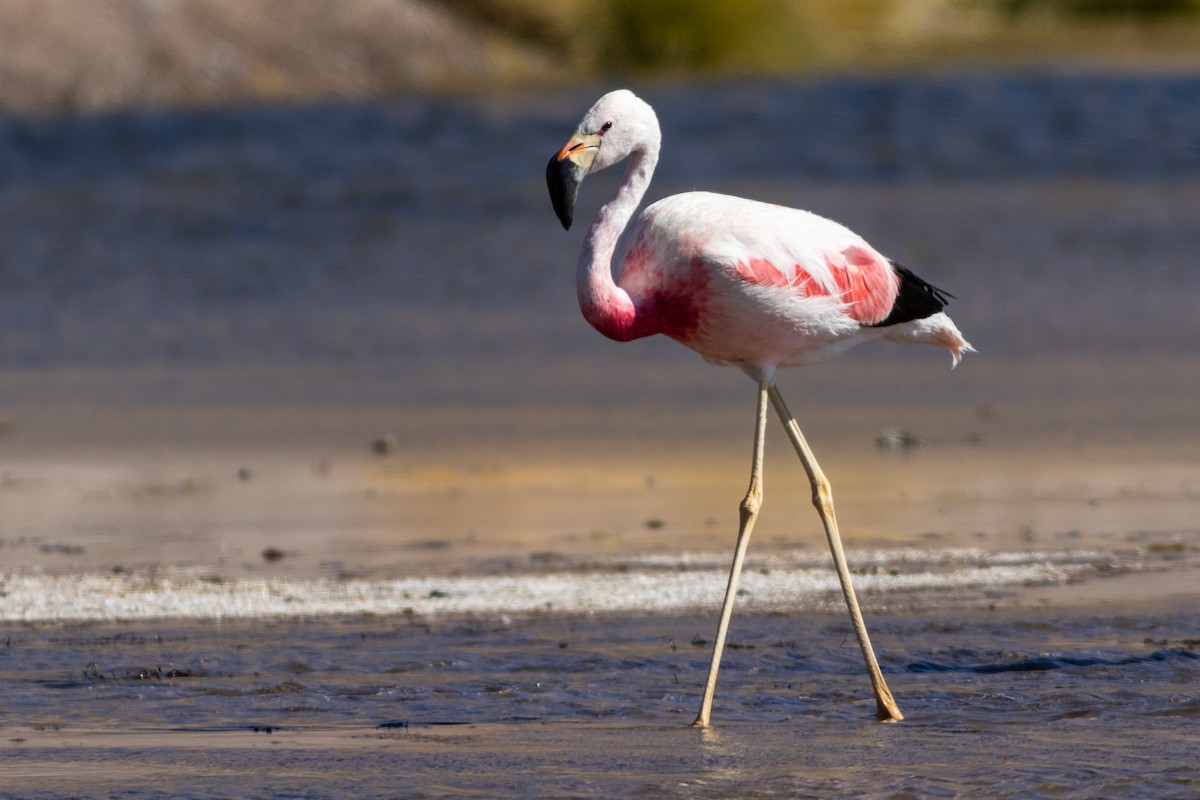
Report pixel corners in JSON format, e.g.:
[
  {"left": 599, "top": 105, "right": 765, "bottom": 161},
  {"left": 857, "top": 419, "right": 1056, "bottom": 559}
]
[{"left": 2, "top": 603, "right": 1199, "bottom": 798}]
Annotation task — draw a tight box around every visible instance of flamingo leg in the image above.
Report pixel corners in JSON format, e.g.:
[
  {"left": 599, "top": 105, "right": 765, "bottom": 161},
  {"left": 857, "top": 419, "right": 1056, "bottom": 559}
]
[
  {"left": 692, "top": 380, "right": 770, "bottom": 729},
  {"left": 766, "top": 385, "right": 903, "bottom": 721}
]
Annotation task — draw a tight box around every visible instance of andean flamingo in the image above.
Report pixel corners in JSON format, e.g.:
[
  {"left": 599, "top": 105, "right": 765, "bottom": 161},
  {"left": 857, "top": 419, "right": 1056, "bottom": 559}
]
[{"left": 546, "top": 89, "right": 972, "bottom": 727}]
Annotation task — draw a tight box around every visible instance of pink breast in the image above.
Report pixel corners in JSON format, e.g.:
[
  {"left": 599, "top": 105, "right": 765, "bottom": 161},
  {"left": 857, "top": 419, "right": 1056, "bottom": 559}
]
[{"left": 631, "top": 257, "right": 708, "bottom": 340}]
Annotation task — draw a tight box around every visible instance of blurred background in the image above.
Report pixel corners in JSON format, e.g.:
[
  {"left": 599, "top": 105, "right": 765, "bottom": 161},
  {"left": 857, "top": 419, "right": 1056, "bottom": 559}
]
[
  {"left": 2, "top": 0, "right": 1200, "bottom": 113},
  {"left": 0, "top": 0, "right": 1198, "bottom": 579}
]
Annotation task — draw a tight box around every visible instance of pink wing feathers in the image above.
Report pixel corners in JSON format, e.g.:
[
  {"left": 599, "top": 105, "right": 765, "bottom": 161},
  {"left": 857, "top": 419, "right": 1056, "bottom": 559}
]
[
  {"left": 699, "top": 197, "right": 901, "bottom": 325},
  {"left": 732, "top": 241, "right": 898, "bottom": 326}
]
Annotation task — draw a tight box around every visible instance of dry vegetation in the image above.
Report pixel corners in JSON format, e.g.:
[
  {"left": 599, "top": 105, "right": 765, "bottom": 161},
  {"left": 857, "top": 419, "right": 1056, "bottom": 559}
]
[{"left": 0, "top": 0, "right": 1197, "bottom": 113}]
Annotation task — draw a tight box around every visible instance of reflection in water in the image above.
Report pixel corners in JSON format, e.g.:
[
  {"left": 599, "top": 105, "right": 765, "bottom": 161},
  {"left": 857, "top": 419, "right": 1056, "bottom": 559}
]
[{"left": 695, "top": 725, "right": 757, "bottom": 792}]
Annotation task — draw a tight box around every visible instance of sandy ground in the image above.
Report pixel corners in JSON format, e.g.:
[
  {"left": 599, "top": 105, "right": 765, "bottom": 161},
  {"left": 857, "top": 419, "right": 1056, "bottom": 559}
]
[{"left": 2, "top": 358, "right": 1197, "bottom": 599}]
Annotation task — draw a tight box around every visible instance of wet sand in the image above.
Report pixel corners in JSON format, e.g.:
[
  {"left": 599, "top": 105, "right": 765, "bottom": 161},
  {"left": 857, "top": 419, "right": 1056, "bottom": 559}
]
[{"left": 6, "top": 695, "right": 1197, "bottom": 800}]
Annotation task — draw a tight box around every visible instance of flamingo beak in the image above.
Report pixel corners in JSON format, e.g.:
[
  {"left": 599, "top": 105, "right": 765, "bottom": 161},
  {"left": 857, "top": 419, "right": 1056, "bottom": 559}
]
[{"left": 547, "top": 132, "right": 600, "bottom": 230}]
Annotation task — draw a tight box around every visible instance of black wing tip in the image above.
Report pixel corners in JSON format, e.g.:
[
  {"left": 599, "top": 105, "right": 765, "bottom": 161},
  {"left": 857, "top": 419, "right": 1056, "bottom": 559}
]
[{"left": 869, "top": 260, "right": 954, "bottom": 328}]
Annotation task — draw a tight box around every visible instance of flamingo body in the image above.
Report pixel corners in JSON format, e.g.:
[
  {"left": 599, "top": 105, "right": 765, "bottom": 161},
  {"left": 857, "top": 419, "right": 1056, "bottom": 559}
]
[
  {"left": 610, "top": 191, "right": 969, "bottom": 369},
  {"left": 552, "top": 91, "right": 971, "bottom": 378}
]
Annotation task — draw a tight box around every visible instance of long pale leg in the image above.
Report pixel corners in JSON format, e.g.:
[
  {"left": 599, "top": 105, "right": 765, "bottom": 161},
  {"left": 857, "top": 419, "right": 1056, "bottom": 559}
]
[
  {"left": 767, "top": 385, "right": 904, "bottom": 722},
  {"left": 692, "top": 380, "right": 770, "bottom": 729}
]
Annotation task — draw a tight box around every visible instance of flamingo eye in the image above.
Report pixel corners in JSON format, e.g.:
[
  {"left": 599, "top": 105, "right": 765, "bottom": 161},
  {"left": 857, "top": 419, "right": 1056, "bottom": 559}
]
[{"left": 600, "top": 121, "right": 613, "bottom": 133}]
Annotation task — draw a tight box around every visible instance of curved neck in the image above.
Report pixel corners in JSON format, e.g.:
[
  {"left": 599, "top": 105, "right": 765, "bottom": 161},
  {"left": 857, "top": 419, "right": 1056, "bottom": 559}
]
[{"left": 576, "top": 147, "right": 658, "bottom": 341}]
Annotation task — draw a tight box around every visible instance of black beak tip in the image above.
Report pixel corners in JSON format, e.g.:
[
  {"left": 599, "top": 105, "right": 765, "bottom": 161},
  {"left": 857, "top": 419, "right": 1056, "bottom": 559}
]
[{"left": 547, "top": 153, "right": 580, "bottom": 232}]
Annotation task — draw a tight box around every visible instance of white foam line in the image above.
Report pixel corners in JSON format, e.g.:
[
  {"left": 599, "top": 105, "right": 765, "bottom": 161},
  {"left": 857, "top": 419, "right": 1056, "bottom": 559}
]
[
  {"left": 605, "top": 547, "right": 1111, "bottom": 571},
  {"left": 1, "top": 558, "right": 1088, "bottom": 623}
]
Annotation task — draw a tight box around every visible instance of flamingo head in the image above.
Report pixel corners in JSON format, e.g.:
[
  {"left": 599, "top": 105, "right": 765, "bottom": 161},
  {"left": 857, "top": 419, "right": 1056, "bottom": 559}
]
[{"left": 547, "top": 89, "right": 659, "bottom": 230}]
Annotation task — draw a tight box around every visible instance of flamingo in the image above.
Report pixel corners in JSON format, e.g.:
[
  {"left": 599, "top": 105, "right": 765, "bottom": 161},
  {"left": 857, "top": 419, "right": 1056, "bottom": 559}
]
[{"left": 546, "top": 89, "right": 972, "bottom": 728}]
